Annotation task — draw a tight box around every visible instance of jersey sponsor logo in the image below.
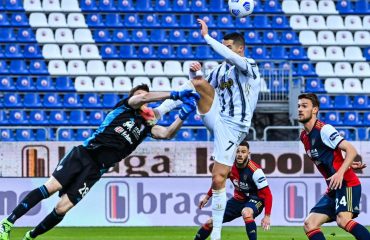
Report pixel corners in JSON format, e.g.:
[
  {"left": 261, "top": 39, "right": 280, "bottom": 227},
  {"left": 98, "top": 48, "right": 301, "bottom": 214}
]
[
  {"left": 329, "top": 132, "right": 340, "bottom": 141},
  {"left": 257, "top": 176, "right": 266, "bottom": 183},
  {"left": 105, "top": 181, "right": 129, "bottom": 223},
  {"left": 310, "top": 149, "right": 319, "bottom": 158},
  {"left": 284, "top": 182, "right": 308, "bottom": 222}
]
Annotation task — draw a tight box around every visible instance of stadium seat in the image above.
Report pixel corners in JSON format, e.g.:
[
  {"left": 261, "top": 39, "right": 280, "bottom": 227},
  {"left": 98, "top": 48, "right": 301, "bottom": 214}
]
[
  {"left": 307, "top": 46, "right": 326, "bottom": 60},
  {"left": 355, "top": 0, "right": 369, "bottom": 13},
  {"left": 334, "top": 95, "right": 352, "bottom": 109},
  {"left": 125, "top": 60, "right": 145, "bottom": 75},
  {"left": 120, "top": 45, "right": 137, "bottom": 58},
  {"left": 318, "top": 0, "right": 337, "bottom": 14},
  {"left": 264, "top": 0, "right": 282, "bottom": 12},
  {"left": 29, "top": 60, "right": 48, "bottom": 74},
  {"left": 10, "top": 60, "right": 28, "bottom": 74},
  {"left": 0, "top": 13, "right": 9, "bottom": 26},
  {"left": 152, "top": 77, "right": 171, "bottom": 91},
  {"left": 0, "top": 110, "right": 8, "bottom": 125},
  {"left": 334, "top": 62, "right": 353, "bottom": 77},
  {"left": 67, "top": 60, "right": 87, "bottom": 75},
  {"left": 344, "top": 16, "right": 363, "bottom": 30},
  {"left": 336, "top": 0, "right": 353, "bottom": 13},
  {"left": 176, "top": 129, "right": 195, "bottom": 141},
  {"left": 17, "top": 28, "right": 36, "bottom": 42},
  {"left": 5, "top": 44, "right": 23, "bottom": 58},
  {"left": 251, "top": 46, "right": 268, "bottom": 59},
  {"left": 317, "top": 31, "right": 336, "bottom": 45},
  {"left": 16, "top": 76, "right": 34, "bottom": 91},
  {"left": 61, "top": 0, "right": 80, "bottom": 11},
  {"left": 297, "top": 63, "right": 315, "bottom": 76},
  {"left": 93, "top": 29, "right": 111, "bottom": 42},
  {"left": 179, "top": 14, "right": 196, "bottom": 27},
  {"left": 299, "top": 30, "right": 317, "bottom": 45},
  {"left": 281, "top": 31, "right": 299, "bottom": 44},
  {"left": 75, "top": 76, "right": 94, "bottom": 91},
  {"left": 49, "top": 110, "right": 68, "bottom": 125},
  {"left": 63, "top": 93, "right": 82, "bottom": 108},
  {"left": 42, "top": 44, "right": 62, "bottom": 59},
  {"left": 343, "top": 78, "right": 363, "bottom": 93},
  {"left": 9, "top": 110, "right": 28, "bottom": 125},
  {"left": 86, "top": 13, "right": 104, "bottom": 27},
  {"left": 305, "top": 78, "right": 325, "bottom": 92},
  {"left": 253, "top": 0, "right": 264, "bottom": 13},
  {"left": 0, "top": 28, "right": 16, "bottom": 42},
  {"left": 5, "top": 0, "right": 23, "bottom": 10},
  {"left": 16, "top": 129, "right": 35, "bottom": 141},
  {"left": 263, "top": 31, "right": 279, "bottom": 44},
  {"left": 43, "top": 93, "right": 63, "bottom": 108},
  {"left": 336, "top": 31, "right": 354, "bottom": 45},
  {"left": 353, "top": 62, "right": 370, "bottom": 77},
  {"left": 177, "top": 45, "right": 194, "bottom": 59},
  {"left": 36, "top": 28, "right": 55, "bottom": 43},
  {"left": 29, "top": 110, "right": 48, "bottom": 125},
  {"left": 316, "top": 62, "right": 335, "bottom": 77},
  {"left": 89, "top": 110, "right": 105, "bottom": 125},
  {"left": 173, "top": 0, "right": 189, "bottom": 11},
  {"left": 24, "top": 44, "right": 42, "bottom": 58},
  {"left": 253, "top": 16, "right": 271, "bottom": 28},
  {"left": 289, "top": 46, "right": 307, "bottom": 60},
  {"left": 106, "top": 60, "right": 125, "bottom": 75},
  {"left": 4, "top": 93, "right": 22, "bottom": 108},
  {"left": 163, "top": 61, "right": 184, "bottom": 76},
  {"left": 24, "top": 94, "right": 42, "bottom": 108},
  {"left": 117, "top": 0, "right": 134, "bottom": 10},
  {"left": 217, "top": 15, "right": 234, "bottom": 28},
  {"left": 271, "top": 46, "right": 287, "bottom": 59},
  {"left": 271, "top": 15, "right": 289, "bottom": 28},
  {"left": 169, "top": 29, "right": 186, "bottom": 43},
  {"left": 363, "top": 79, "right": 370, "bottom": 93},
  {"left": 36, "top": 76, "right": 54, "bottom": 91},
  {"left": 282, "top": 0, "right": 300, "bottom": 13},
  {"left": 76, "top": 129, "right": 93, "bottom": 141},
  {"left": 324, "top": 78, "right": 344, "bottom": 93},
  {"left": 61, "top": 44, "right": 81, "bottom": 59},
  {"left": 343, "top": 112, "right": 361, "bottom": 126},
  {"left": 144, "top": 60, "right": 164, "bottom": 76},
  {"left": 358, "top": 128, "right": 367, "bottom": 141},
  {"left": 48, "top": 60, "right": 68, "bottom": 75},
  {"left": 235, "top": 17, "right": 253, "bottom": 29},
  {"left": 353, "top": 96, "right": 368, "bottom": 109},
  {"left": 344, "top": 47, "right": 364, "bottom": 61},
  {"left": 99, "top": 0, "right": 115, "bottom": 11},
  {"left": 106, "top": 13, "right": 123, "bottom": 27},
  {"left": 364, "top": 113, "right": 370, "bottom": 126},
  {"left": 11, "top": 13, "right": 29, "bottom": 26},
  {"left": 58, "top": 129, "right": 74, "bottom": 141},
  {"left": 244, "top": 31, "right": 262, "bottom": 44},
  {"left": 0, "top": 129, "right": 14, "bottom": 141},
  {"left": 326, "top": 16, "right": 345, "bottom": 30},
  {"left": 101, "top": 45, "right": 119, "bottom": 59},
  {"left": 151, "top": 29, "right": 167, "bottom": 43},
  {"left": 94, "top": 77, "right": 113, "bottom": 91},
  {"left": 56, "top": 76, "right": 74, "bottom": 91},
  {"left": 0, "top": 77, "right": 15, "bottom": 91},
  {"left": 48, "top": 13, "right": 67, "bottom": 27},
  {"left": 69, "top": 110, "right": 88, "bottom": 125},
  {"left": 124, "top": 13, "right": 141, "bottom": 27},
  {"left": 113, "top": 77, "right": 132, "bottom": 92},
  {"left": 102, "top": 93, "right": 120, "bottom": 107},
  {"left": 24, "top": 0, "right": 42, "bottom": 11},
  {"left": 67, "top": 13, "right": 86, "bottom": 27},
  {"left": 132, "top": 77, "right": 152, "bottom": 89},
  {"left": 191, "top": 0, "right": 207, "bottom": 11},
  {"left": 308, "top": 15, "right": 326, "bottom": 30},
  {"left": 326, "top": 46, "right": 344, "bottom": 61},
  {"left": 55, "top": 28, "right": 74, "bottom": 43},
  {"left": 112, "top": 29, "right": 130, "bottom": 42},
  {"left": 155, "top": 0, "right": 171, "bottom": 11},
  {"left": 324, "top": 111, "right": 342, "bottom": 126},
  {"left": 354, "top": 31, "right": 370, "bottom": 45},
  {"left": 290, "top": 15, "right": 308, "bottom": 29},
  {"left": 74, "top": 29, "right": 94, "bottom": 43},
  {"left": 83, "top": 93, "right": 101, "bottom": 108},
  {"left": 138, "top": 46, "right": 155, "bottom": 59}
]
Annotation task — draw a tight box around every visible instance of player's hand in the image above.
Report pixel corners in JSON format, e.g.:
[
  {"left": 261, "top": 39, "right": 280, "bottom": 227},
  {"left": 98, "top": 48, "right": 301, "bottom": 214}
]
[
  {"left": 327, "top": 172, "right": 344, "bottom": 190},
  {"left": 178, "top": 97, "right": 197, "bottom": 120},
  {"left": 198, "top": 195, "right": 210, "bottom": 209},
  {"left": 197, "top": 19, "right": 209, "bottom": 37},
  {"left": 170, "top": 90, "right": 200, "bottom": 101},
  {"left": 140, "top": 106, "right": 158, "bottom": 126},
  {"left": 190, "top": 62, "right": 202, "bottom": 72},
  {"left": 261, "top": 215, "right": 271, "bottom": 231},
  {"left": 351, "top": 161, "right": 367, "bottom": 170}
]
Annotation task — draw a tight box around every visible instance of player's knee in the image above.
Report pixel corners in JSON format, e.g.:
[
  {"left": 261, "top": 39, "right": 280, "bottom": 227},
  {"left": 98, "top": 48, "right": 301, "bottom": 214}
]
[
  {"left": 242, "top": 208, "right": 254, "bottom": 221},
  {"left": 212, "top": 174, "right": 226, "bottom": 188},
  {"left": 205, "top": 219, "right": 213, "bottom": 229},
  {"left": 55, "top": 196, "right": 74, "bottom": 215},
  {"left": 336, "top": 214, "right": 351, "bottom": 229},
  {"left": 303, "top": 218, "right": 318, "bottom": 232}
]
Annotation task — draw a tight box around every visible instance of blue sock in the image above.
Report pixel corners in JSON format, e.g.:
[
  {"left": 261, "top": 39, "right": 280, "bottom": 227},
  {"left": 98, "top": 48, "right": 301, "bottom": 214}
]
[
  {"left": 306, "top": 229, "right": 326, "bottom": 240},
  {"left": 345, "top": 220, "right": 370, "bottom": 240},
  {"left": 194, "top": 225, "right": 212, "bottom": 240},
  {"left": 245, "top": 220, "right": 257, "bottom": 240}
]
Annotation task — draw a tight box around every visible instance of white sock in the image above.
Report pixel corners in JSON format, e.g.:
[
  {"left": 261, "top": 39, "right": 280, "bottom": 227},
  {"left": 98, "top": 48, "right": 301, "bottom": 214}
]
[
  {"left": 154, "top": 80, "right": 196, "bottom": 119},
  {"left": 210, "top": 188, "right": 226, "bottom": 240}
]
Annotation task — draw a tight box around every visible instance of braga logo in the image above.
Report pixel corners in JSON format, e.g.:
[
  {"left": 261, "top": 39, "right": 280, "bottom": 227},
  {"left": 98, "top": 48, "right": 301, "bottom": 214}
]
[
  {"left": 105, "top": 181, "right": 129, "bottom": 223},
  {"left": 284, "top": 182, "right": 307, "bottom": 222}
]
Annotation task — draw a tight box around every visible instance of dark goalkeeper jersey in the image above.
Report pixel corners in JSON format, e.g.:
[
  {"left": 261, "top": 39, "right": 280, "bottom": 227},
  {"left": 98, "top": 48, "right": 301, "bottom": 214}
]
[{"left": 83, "top": 98, "right": 153, "bottom": 168}]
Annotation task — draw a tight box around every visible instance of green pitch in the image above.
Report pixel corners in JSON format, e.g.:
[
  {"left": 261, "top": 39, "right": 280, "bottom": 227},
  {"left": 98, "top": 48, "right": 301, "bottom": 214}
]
[{"left": 10, "top": 226, "right": 369, "bottom": 240}]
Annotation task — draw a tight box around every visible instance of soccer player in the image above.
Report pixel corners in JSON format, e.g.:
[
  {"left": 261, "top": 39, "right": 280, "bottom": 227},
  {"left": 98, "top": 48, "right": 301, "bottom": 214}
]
[
  {"left": 155, "top": 19, "right": 261, "bottom": 240},
  {"left": 194, "top": 141, "right": 272, "bottom": 240},
  {"left": 298, "top": 93, "right": 370, "bottom": 240},
  {"left": 0, "top": 84, "right": 199, "bottom": 240}
]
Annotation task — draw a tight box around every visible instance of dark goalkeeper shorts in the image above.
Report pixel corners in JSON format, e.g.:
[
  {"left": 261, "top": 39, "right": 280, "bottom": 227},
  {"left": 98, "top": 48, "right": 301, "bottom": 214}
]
[{"left": 52, "top": 145, "right": 102, "bottom": 205}]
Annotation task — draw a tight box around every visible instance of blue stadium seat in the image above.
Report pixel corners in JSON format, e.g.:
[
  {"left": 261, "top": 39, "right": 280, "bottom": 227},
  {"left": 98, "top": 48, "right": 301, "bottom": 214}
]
[
  {"left": 120, "top": 45, "right": 137, "bottom": 58},
  {"left": 199, "top": 15, "right": 216, "bottom": 27},
  {"left": 157, "top": 45, "right": 174, "bottom": 59},
  {"left": 0, "top": 60, "right": 9, "bottom": 74},
  {"left": 263, "top": 31, "right": 279, "bottom": 44},
  {"left": 143, "top": 14, "right": 160, "bottom": 27},
  {"left": 155, "top": 0, "right": 171, "bottom": 11},
  {"left": 43, "top": 93, "right": 63, "bottom": 108},
  {"left": 9, "top": 110, "right": 28, "bottom": 125},
  {"left": 0, "top": 28, "right": 16, "bottom": 42},
  {"left": 29, "top": 60, "right": 48, "bottom": 74},
  {"left": 271, "top": 16, "right": 289, "bottom": 28},
  {"left": 24, "top": 94, "right": 42, "bottom": 108},
  {"left": 264, "top": 0, "right": 282, "bottom": 12},
  {"left": 83, "top": 93, "right": 101, "bottom": 108},
  {"left": 138, "top": 45, "right": 155, "bottom": 59},
  {"left": 76, "top": 129, "right": 93, "bottom": 141},
  {"left": 56, "top": 77, "right": 75, "bottom": 91},
  {"left": 4, "top": 93, "right": 22, "bottom": 107},
  {"left": 305, "top": 78, "right": 325, "bottom": 93},
  {"left": 297, "top": 63, "right": 315, "bottom": 76},
  {"left": 194, "top": 128, "right": 208, "bottom": 141},
  {"left": 93, "top": 29, "right": 111, "bottom": 42},
  {"left": 353, "top": 96, "right": 368, "bottom": 109},
  {"left": 363, "top": 112, "right": 370, "bottom": 126},
  {"left": 173, "top": 0, "right": 190, "bottom": 11},
  {"left": 16, "top": 129, "right": 35, "bottom": 141},
  {"left": 343, "top": 112, "right": 362, "bottom": 126},
  {"left": 253, "top": 16, "right": 271, "bottom": 28},
  {"left": 123, "top": 13, "right": 141, "bottom": 27},
  {"left": 80, "top": 0, "right": 99, "bottom": 11},
  {"left": 132, "top": 29, "right": 149, "bottom": 42},
  {"left": 269, "top": 76, "right": 287, "bottom": 92},
  {"left": 105, "top": 14, "right": 123, "bottom": 27},
  {"left": 271, "top": 46, "right": 287, "bottom": 59},
  {"left": 11, "top": 13, "right": 29, "bottom": 26},
  {"left": 58, "top": 129, "right": 74, "bottom": 141},
  {"left": 179, "top": 15, "right": 197, "bottom": 27},
  {"left": 5, "top": 0, "right": 23, "bottom": 10},
  {"left": 151, "top": 29, "right": 167, "bottom": 43},
  {"left": 337, "top": 129, "right": 353, "bottom": 140},
  {"left": 0, "top": 13, "right": 9, "bottom": 26},
  {"left": 35, "top": 129, "right": 47, "bottom": 141},
  {"left": 86, "top": 14, "right": 104, "bottom": 27},
  {"left": 29, "top": 110, "right": 49, "bottom": 125},
  {"left": 336, "top": 0, "right": 353, "bottom": 13},
  {"left": 245, "top": 31, "right": 262, "bottom": 44},
  {"left": 357, "top": 128, "right": 367, "bottom": 141},
  {"left": 363, "top": 47, "right": 370, "bottom": 61},
  {"left": 0, "top": 129, "right": 14, "bottom": 141},
  {"left": 17, "top": 28, "right": 36, "bottom": 42},
  {"left": 156, "top": 112, "right": 171, "bottom": 126},
  {"left": 99, "top": 0, "right": 116, "bottom": 11},
  {"left": 176, "top": 129, "right": 195, "bottom": 141},
  {"left": 0, "top": 45, "right": 3, "bottom": 58},
  {"left": 253, "top": 0, "right": 263, "bottom": 12},
  {"left": 184, "top": 112, "right": 203, "bottom": 126},
  {"left": 69, "top": 110, "right": 89, "bottom": 125},
  {"left": 317, "top": 95, "right": 332, "bottom": 109},
  {"left": 187, "top": 30, "right": 202, "bottom": 43},
  {"left": 289, "top": 46, "right": 308, "bottom": 60},
  {"left": 210, "top": 0, "right": 225, "bottom": 12},
  {"left": 117, "top": 0, "right": 134, "bottom": 11},
  {"left": 355, "top": 0, "right": 369, "bottom": 13},
  {"left": 10, "top": 60, "right": 28, "bottom": 74},
  {"left": 161, "top": 14, "right": 178, "bottom": 27},
  {"left": 0, "top": 110, "right": 7, "bottom": 125},
  {"left": 36, "top": 76, "right": 54, "bottom": 91},
  {"left": 112, "top": 29, "right": 130, "bottom": 42},
  {"left": 325, "top": 111, "right": 342, "bottom": 126},
  {"left": 334, "top": 95, "right": 352, "bottom": 109},
  {"left": 49, "top": 110, "right": 68, "bottom": 125},
  {"left": 251, "top": 46, "right": 268, "bottom": 59},
  {"left": 169, "top": 29, "right": 186, "bottom": 42},
  {"left": 24, "top": 44, "right": 42, "bottom": 58},
  {"left": 177, "top": 45, "right": 194, "bottom": 59},
  {"left": 217, "top": 15, "right": 234, "bottom": 28},
  {"left": 63, "top": 93, "right": 82, "bottom": 108},
  {"left": 136, "top": 1, "right": 153, "bottom": 11},
  {"left": 235, "top": 17, "right": 253, "bottom": 29},
  {"left": 102, "top": 93, "right": 119, "bottom": 107},
  {"left": 101, "top": 45, "right": 119, "bottom": 58},
  {"left": 0, "top": 76, "right": 15, "bottom": 90},
  {"left": 5, "top": 44, "right": 22, "bottom": 58},
  {"left": 89, "top": 110, "right": 105, "bottom": 125},
  {"left": 195, "top": 45, "right": 213, "bottom": 59},
  {"left": 281, "top": 31, "right": 299, "bottom": 44},
  {"left": 191, "top": 0, "right": 207, "bottom": 11}
]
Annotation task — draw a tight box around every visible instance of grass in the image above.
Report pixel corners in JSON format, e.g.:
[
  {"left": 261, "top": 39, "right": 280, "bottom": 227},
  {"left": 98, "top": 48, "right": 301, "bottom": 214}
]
[{"left": 9, "top": 226, "right": 369, "bottom": 240}]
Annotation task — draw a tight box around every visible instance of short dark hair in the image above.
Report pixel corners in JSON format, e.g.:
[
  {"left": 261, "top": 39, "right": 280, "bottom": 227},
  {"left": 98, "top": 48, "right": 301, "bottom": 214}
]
[
  {"left": 298, "top": 93, "right": 320, "bottom": 108},
  {"left": 129, "top": 84, "right": 150, "bottom": 98},
  {"left": 223, "top": 32, "right": 245, "bottom": 47},
  {"left": 239, "top": 140, "right": 249, "bottom": 149}
]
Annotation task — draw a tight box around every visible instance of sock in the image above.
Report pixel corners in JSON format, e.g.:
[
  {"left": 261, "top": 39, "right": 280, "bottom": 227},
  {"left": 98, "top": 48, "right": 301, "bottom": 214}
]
[
  {"left": 210, "top": 188, "right": 226, "bottom": 240},
  {"left": 194, "top": 224, "right": 212, "bottom": 240},
  {"left": 30, "top": 209, "right": 65, "bottom": 238},
  {"left": 7, "top": 185, "right": 49, "bottom": 224},
  {"left": 345, "top": 220, "right": 370, "bottom": 240},
  {"left": 306, "top": 228, "right": 326, "bottom": 240},
  {"left": 244, "top": 220, "right": 257, "bottom": 240},
  {"left": 155, "top": 80, "right": 196, "bottom": 118}
]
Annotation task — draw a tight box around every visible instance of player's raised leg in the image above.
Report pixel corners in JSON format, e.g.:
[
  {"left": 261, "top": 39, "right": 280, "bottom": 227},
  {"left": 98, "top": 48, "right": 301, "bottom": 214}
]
[{"left": 304, "top": 213, "right": 330, "bottom": 240}]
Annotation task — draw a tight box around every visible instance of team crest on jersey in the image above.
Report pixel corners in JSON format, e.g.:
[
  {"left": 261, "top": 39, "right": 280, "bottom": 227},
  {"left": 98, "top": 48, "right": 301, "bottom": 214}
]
[{"left": 220, "top": 78, "right": 234, "bottom": 90}]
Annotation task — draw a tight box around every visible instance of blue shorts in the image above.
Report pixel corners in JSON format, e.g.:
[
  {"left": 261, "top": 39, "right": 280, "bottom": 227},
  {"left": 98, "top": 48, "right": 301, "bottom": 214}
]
[
  {"left": 222, "top": 197, "right": 264, "bottom": 223},
  {"left": 310, "top": 184, "right": 361, "bottom": 221}
]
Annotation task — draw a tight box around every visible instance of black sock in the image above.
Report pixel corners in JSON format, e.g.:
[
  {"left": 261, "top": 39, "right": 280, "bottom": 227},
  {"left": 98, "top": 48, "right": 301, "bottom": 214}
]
[
  {"left": 30, "top": 209, "right": 64, "bottom": 238},
  {"left": 7, "top": 185, "right": 49, "bottom": 224},
  {"left": 194, "top": 225, "right": 212, "bottom": 240}
]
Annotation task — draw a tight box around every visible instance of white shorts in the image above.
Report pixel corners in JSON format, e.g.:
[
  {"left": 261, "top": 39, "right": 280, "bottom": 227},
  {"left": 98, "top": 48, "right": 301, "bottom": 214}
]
[{"left": 200, "top": 95, "right": 247, "bottom": 166}]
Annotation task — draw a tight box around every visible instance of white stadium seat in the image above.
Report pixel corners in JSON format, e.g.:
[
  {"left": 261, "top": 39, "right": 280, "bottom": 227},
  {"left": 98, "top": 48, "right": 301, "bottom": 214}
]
[
  {"left": 61, "top": 0, "right": 80, "bottom": 11},
  {"left": 55, "top": 28, "right": 74, "bottom": 43},
  {"left": 164, "top": 61, "right": 184, "bottom": 76},
  {"left": 299, "top": 30, "right": 317, "bottom": 45},
  {"left": 290, "top": 15, "right": 308, "bottom": 29},
  {"left": 75, "top": 76, "right": 94, "bottom": 91},
  {"left": 125, "top": 60, "right": 145, "bottom": 75},
  {"left": 144, "top": 60, "right": 164, "bottom": 76},
  {"left": 324, "top": 78, "right": 344, "bottom": 93},
  {"left": 48, "top": 60, "right": 67, "bottom": 75},
  {"left": 344, "top": 16, "right": 363, "bottom": 30},
  {"left": 171, "top": 77, "right": 188, "bottom": 89},
  {"left": 317, "top": 31, "right": 336, "bottom": 45},
  {"left": 307, "top": 46, "right": 325, "bottom": 60},
  {"left": 42, "top": 0, "right": 61, "bottom": 11},
  {"left": 29, "top": 13, "right": 48, "bottom": 27},
  {"left": 336, "top": 31, "right": 354, "bottom": 45},
  {"left": 318, "top": 0, "right": 337, "bottom": 14},
  {"left": 363, "top": 16, "right": 370, "bottom": 30},
  {"left": 182, "top": 60, "right": 197, "bottom": 76},
  {"left": 353, "top": 62, "right": 370, "bottom": 77},
  {"left": 80, "top": 44, "right": 101, "bottom": 59},
  {"left": 67, "top": 13, "right": 87, "bottom": 27},
  {"left": 363, "top": 79, "right": 370, "bottom": 93},
  {"left": 152, "top": 77, "right": 171, "bottom": 91},
  {"left": 343, "top": 78, "right": 363, "bottom": 93},
  {"left": 113, "top": 77, "right": 132, "bottom": 91},
  {"left": 326, "top": 46, "right": 344, "bottom": 61},
  {"left": 316, "top": 62, "right": 335, "bottom": 76},
  {"left": 334, "top": 62, "right": 353, "bottom": 77},
  {"left": 87, "top": 60, "right": 106, "bottom": 75},
  {"left": 354, "top": 31, "right": 370, "bottom": 45},
  {"left": 326, "top": 16, "right": 344, "bottom": 30},
  {"left": 61, "top": 44, "right": 81, "bottom": 59},
  {"left": 300, "top": 0, "right": 318, "bottom": 14},
  {"left": 48, "top": 13, "right": 67, "bottom": 27},
  {"left": 203, "top": 61, "right": 219, "bottom": 76},
  {"left": 94, "top": 77, "right": 114, "bottom": 91},
  {"left": 308, "top": 15, "right": 326, "bottom": 30},
  {"left": 74, "top": 29, "right": 94, "bottom": 43},
  {"left": 36, "top": 28, "right": 55, "bottom": 43},
  {"left": 133, "top": 77, "right": 152, "bottom": 89},
  {"left": 24, "top": 0, "right": 42, "bottom": 11},
  {"left": 344, "top": 47, "right": 365, "bottom": 61},
  {"left": 67, "top": 60, "right": 87, "bottom": 75},
  {"left": 282, "top": 0, "right": 300, "bottom": 14},
  {"left": 42, "top": 44, "right": 62, "bottom": 59},
  {"left": 106, "top": 60, "right": 125, "bottom": 75}
]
